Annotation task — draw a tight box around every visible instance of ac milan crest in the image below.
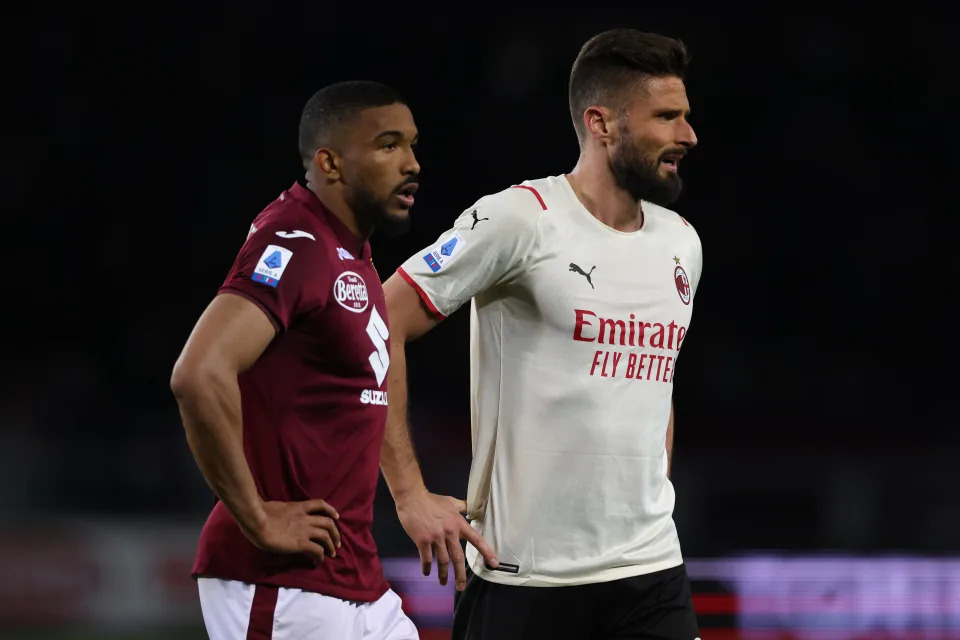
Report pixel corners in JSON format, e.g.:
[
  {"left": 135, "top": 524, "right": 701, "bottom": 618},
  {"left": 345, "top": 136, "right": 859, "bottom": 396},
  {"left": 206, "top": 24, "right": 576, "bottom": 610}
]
[{"left": 674, "top": 264, "right": 691, "bottom": 305}]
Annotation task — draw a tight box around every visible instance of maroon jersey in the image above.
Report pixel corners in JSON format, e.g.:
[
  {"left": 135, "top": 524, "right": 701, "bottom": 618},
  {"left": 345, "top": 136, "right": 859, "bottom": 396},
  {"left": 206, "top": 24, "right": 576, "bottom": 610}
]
[{"left": 191, "top": 182, "right": 391, "bottom": 602}]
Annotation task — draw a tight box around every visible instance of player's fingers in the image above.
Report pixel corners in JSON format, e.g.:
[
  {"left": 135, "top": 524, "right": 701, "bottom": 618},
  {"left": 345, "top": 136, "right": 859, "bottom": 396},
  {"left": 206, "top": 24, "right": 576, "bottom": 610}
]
[
  {"left": 447, "top": 496, "right": 468, "bottom": 513},
  {"left": 434, "top": 540, "right": 451, "bottom": 586},
  {"left": 461, "top": 523, "right": 499, "bottom": 569},
  {"left": 447, "top": 536, "right": 467, "bottom": 591},
  {"left": 310, "top": 526, "right": 336, "bottom": 557},
  {"left": 303, "top": 498, "right": 339, "bottom": 520},
  {"left": 309, "top": 515, "right": 341, "bottom": 548},
  {"left": 418, "top": 543, "right": 433, "bottom": 577},
  {"left": 304, "top": 541, "right": 326, "bottom": 565}
]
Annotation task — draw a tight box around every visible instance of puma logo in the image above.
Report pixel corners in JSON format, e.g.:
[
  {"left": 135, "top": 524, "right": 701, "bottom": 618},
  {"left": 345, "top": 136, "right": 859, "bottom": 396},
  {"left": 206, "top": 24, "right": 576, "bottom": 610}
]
[
  {"left": 569, "top": 263, "right": 595, "bottom": 289},
  {"left": 470, "top": 209, "right": 489, "bottom": 230}
]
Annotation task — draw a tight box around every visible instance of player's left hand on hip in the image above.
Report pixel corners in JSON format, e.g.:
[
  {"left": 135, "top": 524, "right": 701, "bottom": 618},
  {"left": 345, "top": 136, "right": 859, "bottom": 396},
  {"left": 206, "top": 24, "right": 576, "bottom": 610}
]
[{"left": 396, "top": 490, "right": 499, "bottom": 591}]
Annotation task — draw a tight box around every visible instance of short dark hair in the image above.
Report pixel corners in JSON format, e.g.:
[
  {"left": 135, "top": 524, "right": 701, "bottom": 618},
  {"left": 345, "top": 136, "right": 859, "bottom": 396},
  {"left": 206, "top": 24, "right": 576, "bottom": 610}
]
[
  {"left": 298, "top": 81, "right": 407, "bottom": 164},
  {"left": 568, "top": 29, "right": 689, "bottom": 145}
]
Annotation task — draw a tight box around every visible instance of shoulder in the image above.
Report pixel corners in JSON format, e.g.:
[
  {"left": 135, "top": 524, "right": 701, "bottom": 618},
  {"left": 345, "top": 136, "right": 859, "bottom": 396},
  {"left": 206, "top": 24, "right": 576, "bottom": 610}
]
[
  {"left": 250, "top": 191, "right": 323, "bottom": 238},
  {"left": 243, "top": 191, "right": 334, "bottom": 252},
  {"left": 644, "top": 201, "right": 700, "bottom": 243},
  {"left": 466, "top": 177, "right": 554, "bottom": 229}
]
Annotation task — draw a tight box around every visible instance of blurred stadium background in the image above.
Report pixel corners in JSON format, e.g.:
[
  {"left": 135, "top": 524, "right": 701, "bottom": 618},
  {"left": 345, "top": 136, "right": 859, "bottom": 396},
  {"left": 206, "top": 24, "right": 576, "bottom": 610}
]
[{"left": 4, "top": 7, "right": 957, "bottom": 639}]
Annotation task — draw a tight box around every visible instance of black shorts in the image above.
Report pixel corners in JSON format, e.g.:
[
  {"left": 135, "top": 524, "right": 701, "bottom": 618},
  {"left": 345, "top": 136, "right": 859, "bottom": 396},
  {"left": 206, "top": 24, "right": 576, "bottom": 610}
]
[{"left": 452, "top": 563, "right": 700, "bottom": 640}]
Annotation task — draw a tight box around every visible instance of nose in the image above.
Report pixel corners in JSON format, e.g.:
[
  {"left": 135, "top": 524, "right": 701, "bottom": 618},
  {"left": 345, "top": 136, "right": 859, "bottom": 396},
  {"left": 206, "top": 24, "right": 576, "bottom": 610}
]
[
  {"left": 678, "top": 117, "right": 698, "bottom": 149},
  {"left": 404, "top": 147, "right": 421, "bottom": 177}
]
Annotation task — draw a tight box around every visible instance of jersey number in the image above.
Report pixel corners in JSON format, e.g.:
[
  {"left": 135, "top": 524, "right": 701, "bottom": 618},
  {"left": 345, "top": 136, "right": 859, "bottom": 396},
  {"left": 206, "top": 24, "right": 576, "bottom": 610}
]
[{"left": 366, "top": 307, "right": 389, "bottom": 386}]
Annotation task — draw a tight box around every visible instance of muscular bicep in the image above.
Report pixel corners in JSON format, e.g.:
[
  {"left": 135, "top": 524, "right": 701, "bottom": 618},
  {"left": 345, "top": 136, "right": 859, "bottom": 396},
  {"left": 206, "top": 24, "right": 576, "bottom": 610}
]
[
  {"left": 172, "top": 292, "right": 278, "bottom": 383},
  {"left": 383, "top": 272, "right": 442, "bottom": 342}
]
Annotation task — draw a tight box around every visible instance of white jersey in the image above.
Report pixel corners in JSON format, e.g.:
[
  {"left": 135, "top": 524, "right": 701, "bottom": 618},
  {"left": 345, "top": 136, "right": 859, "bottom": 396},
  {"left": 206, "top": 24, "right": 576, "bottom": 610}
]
[{"left": 398, "top": 175, "right": 703, "bottom": 586}]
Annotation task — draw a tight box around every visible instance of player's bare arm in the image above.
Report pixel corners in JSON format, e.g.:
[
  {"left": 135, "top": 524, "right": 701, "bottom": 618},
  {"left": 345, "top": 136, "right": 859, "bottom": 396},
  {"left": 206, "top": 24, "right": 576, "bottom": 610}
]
[
  {"left": 381, "top": 273, "right": 499, "bottom": 591},
  {"left": 170, "top": 292, "right": 341, "bottom": 564},
  {"left": 381, "top": 273, "right": 437, "bottom": 503}
]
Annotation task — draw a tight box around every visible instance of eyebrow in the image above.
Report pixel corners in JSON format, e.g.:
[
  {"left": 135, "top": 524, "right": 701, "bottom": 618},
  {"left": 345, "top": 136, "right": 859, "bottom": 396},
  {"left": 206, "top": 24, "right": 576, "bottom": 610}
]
[
  {"left": 374, "top": 130, "right": 419, "bottom": 144},
  {"left": 653, "top": 108, "right": 692, "bottom": 117}
]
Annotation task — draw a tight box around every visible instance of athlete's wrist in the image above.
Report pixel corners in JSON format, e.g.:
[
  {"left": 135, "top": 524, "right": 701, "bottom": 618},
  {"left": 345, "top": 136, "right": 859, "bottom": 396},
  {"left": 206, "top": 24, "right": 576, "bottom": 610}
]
[
  {"left": 392, "top": 482, "right": 429, "bottom": 508},
  {"left": 231, "top": 496, "right": 269, "bottom": 542}
]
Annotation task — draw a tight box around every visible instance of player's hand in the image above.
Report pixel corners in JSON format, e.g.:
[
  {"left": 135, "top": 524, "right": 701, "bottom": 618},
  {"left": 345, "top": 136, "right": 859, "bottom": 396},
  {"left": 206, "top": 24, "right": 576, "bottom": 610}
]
[
  {"left": 395, "top": 489, "right": 498, "bottom": 591},
  {"left": 245, "top": 499, "right": 341, "bottom": 565}
]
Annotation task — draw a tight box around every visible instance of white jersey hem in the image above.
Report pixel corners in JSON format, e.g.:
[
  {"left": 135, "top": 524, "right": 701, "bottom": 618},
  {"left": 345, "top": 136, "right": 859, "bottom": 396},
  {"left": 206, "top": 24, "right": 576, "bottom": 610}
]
[{"left": 467, "top": 552, "right": 684, "bottom": 587}]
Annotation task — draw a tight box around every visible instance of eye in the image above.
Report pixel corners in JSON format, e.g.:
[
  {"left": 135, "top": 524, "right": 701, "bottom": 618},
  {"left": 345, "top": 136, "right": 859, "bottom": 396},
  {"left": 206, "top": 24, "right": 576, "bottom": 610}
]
[{"left": 382, "top": 141, "right": 399, "bottom": 151}]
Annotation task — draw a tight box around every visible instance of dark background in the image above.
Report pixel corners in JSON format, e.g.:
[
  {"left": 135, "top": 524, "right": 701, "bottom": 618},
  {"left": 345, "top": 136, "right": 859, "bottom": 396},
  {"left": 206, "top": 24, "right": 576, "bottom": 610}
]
[{"left": 4, "top": 6, "right": 958, "bottom": 589}]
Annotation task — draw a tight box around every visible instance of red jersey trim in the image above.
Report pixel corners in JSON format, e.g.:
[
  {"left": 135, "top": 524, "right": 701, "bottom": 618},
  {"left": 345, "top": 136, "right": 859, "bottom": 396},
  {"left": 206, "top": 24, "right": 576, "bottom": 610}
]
[
  {"left": 397, "top": 267, "right": 446, "bottom": 319},
  {"left": 511, "top": 184, "right": 547, "bottom": 210}
]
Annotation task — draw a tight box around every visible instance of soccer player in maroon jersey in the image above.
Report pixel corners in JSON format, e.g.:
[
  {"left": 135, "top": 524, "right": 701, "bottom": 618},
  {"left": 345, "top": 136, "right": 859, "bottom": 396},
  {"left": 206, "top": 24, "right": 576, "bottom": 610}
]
[{"left": 170, "top": 81, "right": 426, "bottom": 639}]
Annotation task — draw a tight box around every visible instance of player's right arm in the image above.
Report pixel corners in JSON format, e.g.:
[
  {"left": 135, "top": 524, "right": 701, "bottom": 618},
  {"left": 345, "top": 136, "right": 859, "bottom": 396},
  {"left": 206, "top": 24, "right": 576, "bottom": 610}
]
[
  {"left": 380, "top": 275, "right": 441, "bottom": 506},
  {"left": 170, "top": 293, "right": 340, "bottom": 565},
  {"left": 382, "top": 185, "right": 543, "bottom": 589},
  {"left": 381, "top": 274, "right": 499, "bottom": 591}
]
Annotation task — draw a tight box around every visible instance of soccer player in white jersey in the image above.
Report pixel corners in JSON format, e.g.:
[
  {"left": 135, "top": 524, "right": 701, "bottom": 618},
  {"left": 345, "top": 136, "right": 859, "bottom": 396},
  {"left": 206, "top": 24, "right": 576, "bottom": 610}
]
[{"left": 380, "top": 29, "right": 703, "bottom": 639}]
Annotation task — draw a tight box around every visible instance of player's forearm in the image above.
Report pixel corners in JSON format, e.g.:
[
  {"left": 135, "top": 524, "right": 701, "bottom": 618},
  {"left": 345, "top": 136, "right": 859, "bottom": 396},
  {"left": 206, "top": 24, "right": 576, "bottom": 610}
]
[
  {"left": 172, "top": 369, "right": 267, "bottom": 535},
  {"left": 380, "top": 337, "right": 427, "bottom": 504}
]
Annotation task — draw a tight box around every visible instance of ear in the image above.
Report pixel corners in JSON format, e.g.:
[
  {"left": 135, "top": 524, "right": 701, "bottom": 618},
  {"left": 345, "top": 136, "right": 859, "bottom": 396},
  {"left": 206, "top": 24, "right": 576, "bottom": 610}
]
[
  {"left": 583, "top": 105, "right": 618, "bottom": 146},
  {"left": 314, "top": 148, "right": 340, "bottom": 180}
]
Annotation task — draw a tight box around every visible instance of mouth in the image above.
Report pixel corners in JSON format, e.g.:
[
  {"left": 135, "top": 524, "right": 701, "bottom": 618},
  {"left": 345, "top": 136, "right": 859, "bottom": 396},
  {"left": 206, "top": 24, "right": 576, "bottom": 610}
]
[
  {"left": 395, "top": 182, "right": 419, "bottom": 207},
  {"left": 659, "top": 151, "right": 685, "bottom": 173}
]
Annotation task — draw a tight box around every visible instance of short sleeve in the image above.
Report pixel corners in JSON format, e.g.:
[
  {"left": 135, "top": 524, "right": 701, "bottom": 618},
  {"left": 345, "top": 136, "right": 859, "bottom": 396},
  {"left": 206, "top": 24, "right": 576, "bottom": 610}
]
[
  {"left": 397, "top": 188, "right": 542, "bottom": 317},
  {"left": 219, "top": 225, "right": 329, "bottom": 331}
]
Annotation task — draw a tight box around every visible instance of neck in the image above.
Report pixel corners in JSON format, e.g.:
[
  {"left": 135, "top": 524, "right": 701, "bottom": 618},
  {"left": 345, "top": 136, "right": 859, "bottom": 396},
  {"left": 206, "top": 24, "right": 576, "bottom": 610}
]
[
  {"left": 566, "top": 152, "right": 644, "bottom": 232},
  {"left": 305, "top": 175, "right": 370, "bottom": 241}
]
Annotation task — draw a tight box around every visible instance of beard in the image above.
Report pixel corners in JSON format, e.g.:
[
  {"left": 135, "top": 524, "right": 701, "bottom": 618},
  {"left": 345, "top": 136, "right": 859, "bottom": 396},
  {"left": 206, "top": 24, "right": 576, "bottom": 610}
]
[
  {"left": 609, "top": 127, "right": 684, "bottom": 207},
  {"left": 345, "top": 178, "right": 412, "bottom": 238}
]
